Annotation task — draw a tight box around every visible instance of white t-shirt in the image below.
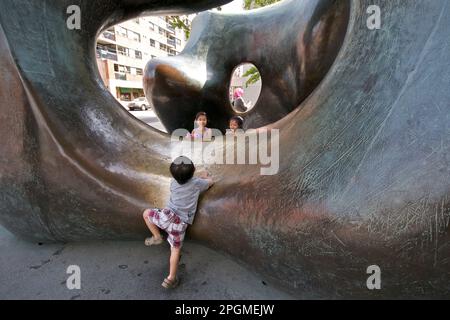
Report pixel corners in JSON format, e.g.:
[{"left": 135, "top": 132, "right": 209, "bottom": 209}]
[{"left": 166, "top": 177, "right": 211, "bottom": 224}]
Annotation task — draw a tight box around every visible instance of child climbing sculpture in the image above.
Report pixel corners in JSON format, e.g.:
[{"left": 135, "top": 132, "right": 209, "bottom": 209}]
[{"left": 142, "top": 156, "right": 214, "bottom": 288}]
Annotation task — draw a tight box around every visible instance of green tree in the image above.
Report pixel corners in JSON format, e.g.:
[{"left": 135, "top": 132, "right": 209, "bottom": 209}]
[
  {"left": 168, "top": 7, "right": 221, "bottom": 40},
  {"left": 243, "top": 0, "right": 281, "bottom": 10},
  {"left": 242, "top": 66, "right": 261, "bottom": 88},
  {"left": 167, "top": 16, "right": 192, "bottom": 39}
]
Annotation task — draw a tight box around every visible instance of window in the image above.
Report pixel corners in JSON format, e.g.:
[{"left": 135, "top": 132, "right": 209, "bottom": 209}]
[
  {"left": 117, "top": 46, "right": 142, "bottom": 59},
  {"left": 176, "top": 39, "right": 181, "bottom": 46},
  {"left": 150, "top": 39, "right": 156, "bottom": 47},
  {"left": 117, "top": 46, "right": 129, "bottom": 56},
  {"left": 160, "top": 43, "right": 167, "bottom": 51},
  {"left": 116, "top": 26, "right": 127, "bottom": 37},
  {"left": 149, "top": 22, "right": 155, "bottom": 30},
  {"left": 117, "top": 26, "right": 141, "bottom": 42},
  {"left": 97, "top": 44, "right": 116, "bottom": 54},
  {"left": 135, "top": 50, "right": 142, "bottom": 59},
  {"left": 114, "top": 64, "right": 131, "bottom": 74},
  {"left": 159, "top": 27, "right": 164, "bottom": 35},
  {"left": 129, "top": 30, "right": 141, "bottom": 42},
  {"left": 115, "top": 63, "right": 142, "bottom": 76},
  {"left": 115, "top": 73, "right": 127, "bottom": 80}
]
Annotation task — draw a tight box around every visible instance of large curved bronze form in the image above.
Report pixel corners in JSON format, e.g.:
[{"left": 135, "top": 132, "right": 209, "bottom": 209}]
[
  {"left": 145, "top": 0, "right": 350, "bottom": 132},
  {"left": 0, "top": 0, "right": 449, "bottom": 298}
]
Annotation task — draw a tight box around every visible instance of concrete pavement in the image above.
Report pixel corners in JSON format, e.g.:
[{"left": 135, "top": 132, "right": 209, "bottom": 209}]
[
  {"left": 129, "top": 109, "right": 167, "bottom": 133},
  {"left": 0, "top": 225, "right": 294, "bottom": 300}
]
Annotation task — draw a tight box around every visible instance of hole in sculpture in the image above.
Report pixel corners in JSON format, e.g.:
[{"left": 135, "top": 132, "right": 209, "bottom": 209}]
[
  {"left": 95, "top": 15, "right": 193, "bottom": 133},
  {"left": 229, "top": 63, "right": 262, "bottom": 114}
]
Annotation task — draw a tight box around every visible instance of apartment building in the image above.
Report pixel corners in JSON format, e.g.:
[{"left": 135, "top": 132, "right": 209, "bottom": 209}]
[{"left": 96, "top": 16, "right": 190, "bottom": 104}]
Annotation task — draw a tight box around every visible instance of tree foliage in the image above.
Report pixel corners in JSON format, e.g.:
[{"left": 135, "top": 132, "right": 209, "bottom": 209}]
[
  {"left": 167, "top": 16, "right": 191, "bottom": 39},
  {"left": 168, "top": 7, "right": 221, "bottom": 40},
  {"left": 243, "top": 0, "right": 282, "bottom": 10},
  {"left": 242, "top": 66, "right": 261, "bottom": 88}
]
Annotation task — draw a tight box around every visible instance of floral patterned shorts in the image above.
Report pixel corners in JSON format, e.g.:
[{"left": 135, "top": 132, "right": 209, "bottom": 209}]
[{"left": 144, "top": 207, "right": 188, "bottom": 248}]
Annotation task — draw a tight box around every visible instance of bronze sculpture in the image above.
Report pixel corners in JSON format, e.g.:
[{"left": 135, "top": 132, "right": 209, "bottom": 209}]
[
  {"left": 0, "top": 0, "right": 449, "bottom": 298},
  {"left": 144, "top": 0, "right": 349, "bottom": 132}
]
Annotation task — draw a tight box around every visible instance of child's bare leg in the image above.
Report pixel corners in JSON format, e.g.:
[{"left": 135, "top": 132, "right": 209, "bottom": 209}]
[
  {"left": 142, "top": 209, "right": 163, "bottom": 240},
  {"left": 167, "top": 246, "right": 181, "bottom": 280}
]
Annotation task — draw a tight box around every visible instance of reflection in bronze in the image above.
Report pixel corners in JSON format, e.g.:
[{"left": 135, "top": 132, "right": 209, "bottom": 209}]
[{"left": 0, "top": 0, "right": 449, "bottom": 298}]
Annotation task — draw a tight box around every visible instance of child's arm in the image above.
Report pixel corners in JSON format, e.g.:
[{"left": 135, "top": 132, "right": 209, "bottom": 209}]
[
  {"left": 197, "top": 171, "right": 214, "bottom": 189},
  {"left": 204, "top": 177, "right": 214, "bottom": 188}
]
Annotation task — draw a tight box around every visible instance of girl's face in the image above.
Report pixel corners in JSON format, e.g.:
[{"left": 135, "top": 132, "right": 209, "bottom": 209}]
[
  {"left": 196, "top": 115, "right": 207, "bottom": 128},
  {"left": 229, "top": 120, "right": 239, "bottom": 131}
]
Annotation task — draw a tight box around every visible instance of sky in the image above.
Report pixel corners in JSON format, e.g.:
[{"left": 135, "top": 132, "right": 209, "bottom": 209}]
[{"left": 219, "top": 0, "right": 245, "bottom": 13}]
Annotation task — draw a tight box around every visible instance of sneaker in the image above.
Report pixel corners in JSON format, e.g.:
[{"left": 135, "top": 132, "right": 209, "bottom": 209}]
[{"left": 162, "top": 277, "right": 179, "bottom": 289}]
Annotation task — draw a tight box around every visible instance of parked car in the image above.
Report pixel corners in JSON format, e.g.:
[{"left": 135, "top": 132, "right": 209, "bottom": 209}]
[{"left": 127, "top": 97, "right": 150, "bottom": 111}]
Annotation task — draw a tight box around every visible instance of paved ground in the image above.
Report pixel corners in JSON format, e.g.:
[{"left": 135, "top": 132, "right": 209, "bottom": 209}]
[
  {"left": 0, "top": 226, "right": 294, "bottom": 300},
  {"left": 129, "top": 109, "right": 167, "bottom": 132}
]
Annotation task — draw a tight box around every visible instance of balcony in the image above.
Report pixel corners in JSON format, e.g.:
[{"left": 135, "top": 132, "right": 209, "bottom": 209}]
[
  {"left": 96, "top": 50, "right": 118, "bottom": 61},
  {"left": 102, "top": 31, "right": 116, "bottom": 41},
  {"left": 167, "top": 38, "right": 176, "bottom": 47},
  {"left": 114, "top": 72, "right": 143, "bottom": 82},
  {"left": 114, "top": 72, "right": 127, "bottom": 81},
  {"left": 167, "top": 23, "right": 175, "bottom": 33}
]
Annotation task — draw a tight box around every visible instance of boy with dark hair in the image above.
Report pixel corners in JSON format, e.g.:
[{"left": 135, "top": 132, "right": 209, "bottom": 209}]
[{"left": 142, "top": 156, "right": 213, "bottom": 289}]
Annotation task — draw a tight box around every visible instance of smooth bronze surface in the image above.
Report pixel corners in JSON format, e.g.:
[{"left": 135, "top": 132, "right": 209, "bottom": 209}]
[
  {"left": 144, "top": 0, "right": 350, "bottom": 132},
  {"left": 0, "top": 0, "right": 449, "bottom": 298}
]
